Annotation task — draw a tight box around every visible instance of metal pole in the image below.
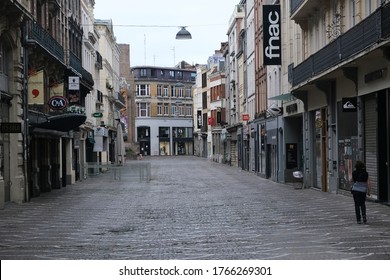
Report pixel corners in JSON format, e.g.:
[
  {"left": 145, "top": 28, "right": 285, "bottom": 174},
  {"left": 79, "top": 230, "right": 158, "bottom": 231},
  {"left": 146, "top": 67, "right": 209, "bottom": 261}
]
[{"left": 22, "top": 21, "right": 31, "bottom": 202}]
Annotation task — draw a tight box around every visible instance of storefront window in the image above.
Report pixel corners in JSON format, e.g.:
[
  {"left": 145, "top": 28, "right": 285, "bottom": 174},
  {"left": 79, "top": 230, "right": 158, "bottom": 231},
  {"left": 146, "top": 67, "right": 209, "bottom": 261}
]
[
  {"left": 159, "top": 127, "right": 170, "bottom": 156},
  {"left": 337, "top": 101, "right": 358, "bottom": 191}
]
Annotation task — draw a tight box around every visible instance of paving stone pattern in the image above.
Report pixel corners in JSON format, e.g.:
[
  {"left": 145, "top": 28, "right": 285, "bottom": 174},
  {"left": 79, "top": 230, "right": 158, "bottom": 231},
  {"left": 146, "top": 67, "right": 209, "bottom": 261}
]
[{"left": 0, "top": 157, "right": 389, "bottom": 260}]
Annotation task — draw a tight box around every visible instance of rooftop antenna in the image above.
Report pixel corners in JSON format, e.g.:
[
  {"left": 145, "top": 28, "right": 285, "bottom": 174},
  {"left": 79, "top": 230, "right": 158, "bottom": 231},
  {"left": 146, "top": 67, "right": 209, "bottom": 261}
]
[
  {"left": 170, "top": 46, "right": 176, "bottom": 66},
  {"left": 144, "top": 34, "right": 146, "bottom": 65}
]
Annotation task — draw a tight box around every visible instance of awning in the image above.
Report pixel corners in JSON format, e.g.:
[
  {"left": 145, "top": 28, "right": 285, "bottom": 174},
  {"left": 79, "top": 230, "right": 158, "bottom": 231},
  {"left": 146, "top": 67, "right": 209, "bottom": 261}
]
[
  {"left": 30, "top": 111, "right": 87, "bottom": 132},
  {"left": 268, "top": 93, "right": 295, "bottom": 101}
]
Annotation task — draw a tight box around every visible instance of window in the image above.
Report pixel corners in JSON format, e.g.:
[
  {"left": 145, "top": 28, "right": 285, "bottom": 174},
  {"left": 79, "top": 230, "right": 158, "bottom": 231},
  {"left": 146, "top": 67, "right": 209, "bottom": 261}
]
[
  {"left": 163, "top": 85, "right": 169, "bottom": 97},
  {"left": 186, "top": 105, "right": 192, "bottom": 116},
  {"left": 169, "top": 70, "right": 175, "bottom": 79},
  {"left": 140, "top": 69, "right": 147, "bottom": 77},
  {"left": 202, "top": 73, "right": 207, "bottom": 87},
  {"left": 185, "top": 87, "right": 192, "bottom": 98},
  {"left": 164, "top": 104, "right": 169, "bottom": 115},
  {"left": 177, "top": 87, "right": 184, "bottom": 98},
  {"left": 157, "top": 103, "right": 163, "bottom": 115},
  {"left": 159, "top": 127, "right": 170, "bottom": 138},
  {"left": 171, "top": 86, "right": 175, "bottom": 97},
  {"left": 366, "top": 0, "right": 372, "bottom": 16},
  {"left": 160, "top": 70, "right": 165, "bottom": 76},
  {"left": 151, "top": 68, "right": 157, "bottom": 77},
  {"left": 191, "top": 72, "right": 196, "bottom": 81},
  {"left": 178, "top": 105, "right": 185, "bottom": 116},
  {"left": 0, "top": 42, "right": 9, "bottom": 93},
  {"left": 137, "top": 102, "right": 150, "bottom": 117},
  {"left": 176, "top": 71, "right": 183, "bottom": 79},
  {"left": 0, "top": 42, "right": 8, "bottom": 74},
  {"left": 171, "top": 104, "right": 177, "bottom": 116},
  {"left": 157, "top": 85, "right": 162, "bottom": 97},
  {"left": 136, "top": 84, "right": 150, "bottom": 96},
  {"left": 350, "top": 0, "right": 356, "bottom": 27}
]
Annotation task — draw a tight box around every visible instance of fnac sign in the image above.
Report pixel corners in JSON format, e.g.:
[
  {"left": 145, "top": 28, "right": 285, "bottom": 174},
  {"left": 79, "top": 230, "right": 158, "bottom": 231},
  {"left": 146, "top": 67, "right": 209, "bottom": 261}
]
[
  {"left": 48, "top": 96, "right": 68, "bottom": 110},
  {"left": 263, "top": 5, "right": 281, "bottom": 65}
]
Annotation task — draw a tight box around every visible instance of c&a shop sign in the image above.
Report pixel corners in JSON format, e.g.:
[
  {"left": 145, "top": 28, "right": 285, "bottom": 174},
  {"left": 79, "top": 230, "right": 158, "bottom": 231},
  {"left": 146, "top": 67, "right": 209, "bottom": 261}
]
[{"left": 48, "top": 96, "right": 68, "bottom": 110}]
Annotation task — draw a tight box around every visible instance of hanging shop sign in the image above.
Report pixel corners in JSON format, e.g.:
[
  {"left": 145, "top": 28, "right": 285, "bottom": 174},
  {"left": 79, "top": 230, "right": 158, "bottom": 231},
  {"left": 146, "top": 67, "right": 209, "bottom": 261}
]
[
  {"left": 28, "top": 70, "right": 44, "bottom": 104},
  {"left": 1, "top": 122, "right": 22, "bottom": 133},
  {"left": 263, "top": 5, "right": 281, "bottom": 65},
  {"left": 48, "top": 96, "right": 68, "bottom": 110},
  {"left": 342, "top": 97, "right": 357, "bottom": 112},
  {"left": 68, "top": 76, "right": 80, "bottom": 90},
  {"left": 92, "top": 112, "right": 103, "bottom": 118}
]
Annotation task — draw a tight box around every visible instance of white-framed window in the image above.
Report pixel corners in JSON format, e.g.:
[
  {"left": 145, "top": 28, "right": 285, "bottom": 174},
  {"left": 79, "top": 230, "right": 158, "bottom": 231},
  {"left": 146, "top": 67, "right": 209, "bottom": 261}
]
[
  {"left": 136, "top": 84, "right": 150, "bottom": 96},
  {"left": 163, "top": 85, "right": 169, "bottom": 97},
  {"left": 177, "top": 87, "right": 184, "bottom": 98},
  {"left": 178, "top": 105, "right": 185, "bottom": 116},
  {"left": 164, "top": 105, "right": 169, "bottom": 115},
  {"left": 185, "top": 87, "right": 191, "bottom": 98},
  {"left": 157, "top": 85, "right": 162, "bottom": 97},
  {"left": 157, "top": 103, "right": 163, "bottom": 115},
  {"left": 137, "top": 102, "right": 150, "bottom": 117},
  {"left": 171, "top": 104, "right": 177, "bottom": 116},
  {"left": 186, "top": 105, "right": 192, "bottom": 116}
]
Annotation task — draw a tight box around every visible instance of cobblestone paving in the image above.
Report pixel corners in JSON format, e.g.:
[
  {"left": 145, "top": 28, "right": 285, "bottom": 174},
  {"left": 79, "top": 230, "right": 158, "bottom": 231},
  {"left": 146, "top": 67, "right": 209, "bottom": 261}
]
[{"left": 0, "top": 156, "right": 389, "bottom": 259}]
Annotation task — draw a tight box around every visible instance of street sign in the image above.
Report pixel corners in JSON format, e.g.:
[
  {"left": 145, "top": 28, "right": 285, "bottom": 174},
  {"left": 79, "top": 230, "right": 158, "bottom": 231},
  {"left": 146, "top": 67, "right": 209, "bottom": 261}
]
[{"left": 1, "top": 122, "right": 22, "bottom": 133}]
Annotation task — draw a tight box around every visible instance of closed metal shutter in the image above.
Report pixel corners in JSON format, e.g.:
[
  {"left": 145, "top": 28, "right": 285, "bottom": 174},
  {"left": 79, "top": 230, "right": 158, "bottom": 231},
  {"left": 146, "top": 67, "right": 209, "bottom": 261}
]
[{"left": 364, "top": 94, "right": 377, "bottom": 193}]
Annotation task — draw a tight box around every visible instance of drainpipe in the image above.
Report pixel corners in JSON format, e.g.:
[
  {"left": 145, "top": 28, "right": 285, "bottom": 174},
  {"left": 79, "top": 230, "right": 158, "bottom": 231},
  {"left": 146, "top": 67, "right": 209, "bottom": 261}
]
[{"left": 22, "top": 20, "right": 35, "bottom": 202}]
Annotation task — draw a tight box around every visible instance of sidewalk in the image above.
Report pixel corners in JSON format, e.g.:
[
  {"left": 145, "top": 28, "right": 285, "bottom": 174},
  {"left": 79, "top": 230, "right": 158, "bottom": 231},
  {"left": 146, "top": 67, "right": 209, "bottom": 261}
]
[{"left": 0, "top": 156, "right": 389, "bottom": 259}]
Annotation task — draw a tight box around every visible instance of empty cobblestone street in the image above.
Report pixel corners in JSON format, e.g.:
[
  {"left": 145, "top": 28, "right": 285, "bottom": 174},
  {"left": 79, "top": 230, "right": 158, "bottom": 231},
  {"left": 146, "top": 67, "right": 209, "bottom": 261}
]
[{"left": 0, "top": 156, "right": 389, "bottom": 260}]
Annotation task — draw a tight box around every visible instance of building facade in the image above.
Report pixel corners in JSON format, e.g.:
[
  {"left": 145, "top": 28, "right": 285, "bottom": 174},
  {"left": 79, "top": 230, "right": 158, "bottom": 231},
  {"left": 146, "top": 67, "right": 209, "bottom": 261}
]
[
  {"left": 226, "top": 3, "right": 245, "bottom": 168},
  {"left": 0, "top": 0, "right": 32, "bottom": 208},
  {"left": 288, "top": 0, "right": 390, "bottom": 203},
  {"left": 193, "top": 51, "right": 227, "bottom": 162},
  {"left": 132, "top": 65, "right": 196, "bottom": 156},
  {"left": 0, "top": 0, "right": 124, "bottom": 209}
]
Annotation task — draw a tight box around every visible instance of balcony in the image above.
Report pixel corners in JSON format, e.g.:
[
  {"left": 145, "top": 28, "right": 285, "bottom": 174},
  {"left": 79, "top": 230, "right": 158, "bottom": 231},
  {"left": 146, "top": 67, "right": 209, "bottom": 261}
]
[
  {"left": 28, "top": 21, "right": 64, "bottom": 64},
  {"left": 290, "top": 0, "right": 316, "bottom": 20},
  {"left": 113, "top": 91, "right": 126, "bottom": 109},
  {"left": 228, "top": 4, "right": 245, "bottom": 31},
  {"left": 291, "top": 4, "right": 390, "bottom": 88},
  {"left": 67, "top": 51, "right": 94, "bottom": 88}
]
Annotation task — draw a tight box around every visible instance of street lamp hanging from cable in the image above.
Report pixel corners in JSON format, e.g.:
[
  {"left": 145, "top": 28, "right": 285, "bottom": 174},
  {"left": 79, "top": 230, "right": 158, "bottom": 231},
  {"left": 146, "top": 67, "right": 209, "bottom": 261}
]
[{"left": 176, "top": 26, "right": 192, "bottom": 39}]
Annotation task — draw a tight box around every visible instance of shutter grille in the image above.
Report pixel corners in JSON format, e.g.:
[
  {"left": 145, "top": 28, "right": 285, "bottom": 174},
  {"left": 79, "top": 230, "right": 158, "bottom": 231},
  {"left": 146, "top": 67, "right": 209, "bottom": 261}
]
[{"left": 365, "top": 94, "right": 377, "bottom": 193}]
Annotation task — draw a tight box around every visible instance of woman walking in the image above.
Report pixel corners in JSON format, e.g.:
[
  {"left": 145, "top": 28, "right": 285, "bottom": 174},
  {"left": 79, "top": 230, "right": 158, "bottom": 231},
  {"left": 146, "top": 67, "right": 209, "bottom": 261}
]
[{"left": 351, "top": 161, "right": 371, "bottom": 224}]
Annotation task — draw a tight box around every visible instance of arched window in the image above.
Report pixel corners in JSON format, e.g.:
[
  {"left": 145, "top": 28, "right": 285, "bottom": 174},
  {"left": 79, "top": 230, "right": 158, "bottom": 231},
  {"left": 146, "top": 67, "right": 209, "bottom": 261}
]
[{"left": 0, "top": 40, "right": 9, "bottom": 93}]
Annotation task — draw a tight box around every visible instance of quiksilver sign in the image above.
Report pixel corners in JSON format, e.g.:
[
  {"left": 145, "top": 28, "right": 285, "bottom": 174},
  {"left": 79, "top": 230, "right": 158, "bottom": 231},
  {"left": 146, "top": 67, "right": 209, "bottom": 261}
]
[{"left": 263, "top": 5, "right": 281, "bottom": 65}]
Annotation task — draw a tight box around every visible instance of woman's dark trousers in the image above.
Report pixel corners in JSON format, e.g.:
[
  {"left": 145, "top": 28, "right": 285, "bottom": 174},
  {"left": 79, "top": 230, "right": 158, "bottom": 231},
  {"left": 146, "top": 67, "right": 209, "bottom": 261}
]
[{"left": 352, "top": 191, "right": 366, "bottom": 222}]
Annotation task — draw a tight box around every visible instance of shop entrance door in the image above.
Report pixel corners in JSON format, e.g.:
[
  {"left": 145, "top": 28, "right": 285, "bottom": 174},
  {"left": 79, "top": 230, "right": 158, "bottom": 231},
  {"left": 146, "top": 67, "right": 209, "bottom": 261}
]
[{"left": 314, "top": 108, "right": 328, "bottom": 191}]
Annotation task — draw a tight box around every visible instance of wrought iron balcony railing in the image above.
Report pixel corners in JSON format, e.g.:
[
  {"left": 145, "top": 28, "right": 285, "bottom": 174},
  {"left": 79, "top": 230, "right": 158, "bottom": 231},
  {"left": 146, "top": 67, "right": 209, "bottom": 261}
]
[
  {"left": 291, "top": 3, "right": 390, "bottom": 87},
  {"left": 28, "top": 21, "right": 64, "bottom": 64}
]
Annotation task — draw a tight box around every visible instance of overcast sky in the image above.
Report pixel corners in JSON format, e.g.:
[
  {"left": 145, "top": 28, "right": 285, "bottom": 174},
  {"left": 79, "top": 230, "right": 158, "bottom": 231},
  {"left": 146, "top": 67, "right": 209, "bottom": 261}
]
[{"left": 94, "top": 0, "right": 240, "bottom": 67}]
